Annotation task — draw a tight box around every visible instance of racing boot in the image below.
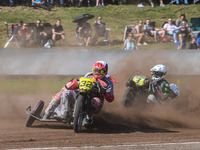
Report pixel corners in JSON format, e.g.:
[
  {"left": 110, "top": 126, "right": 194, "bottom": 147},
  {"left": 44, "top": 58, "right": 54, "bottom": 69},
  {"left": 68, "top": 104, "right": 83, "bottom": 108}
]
[
  {"left": 42, "top": 99, "right": 59, "bottom": 120},
  {"left": 82, "top": 114, "right": 93, "bottom": 127},
  {"left": 82, "top": 108, "right": 95, "bottom": 127}
]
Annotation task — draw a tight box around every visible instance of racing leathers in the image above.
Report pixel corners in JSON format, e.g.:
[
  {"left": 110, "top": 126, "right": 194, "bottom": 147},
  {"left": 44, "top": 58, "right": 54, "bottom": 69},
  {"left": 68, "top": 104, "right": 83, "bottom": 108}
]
[
  {"left": 65, "top": 72, "right": 115, "bottom": 125},
  {"left": 43, "top": 86, "right": 79, "bottom": 122},
  {"left": 147, "top": 79, "right": 170, "bottom": 104},
  {"left": 66, "top": 73, "right": 115, "bottom": 114}
]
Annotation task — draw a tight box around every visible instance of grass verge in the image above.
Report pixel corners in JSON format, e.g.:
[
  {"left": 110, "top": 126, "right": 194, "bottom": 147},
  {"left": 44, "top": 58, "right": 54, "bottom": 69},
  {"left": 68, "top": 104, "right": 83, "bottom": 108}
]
[{"left": 0, "top": 5, "right": 200, "bottom": 50}]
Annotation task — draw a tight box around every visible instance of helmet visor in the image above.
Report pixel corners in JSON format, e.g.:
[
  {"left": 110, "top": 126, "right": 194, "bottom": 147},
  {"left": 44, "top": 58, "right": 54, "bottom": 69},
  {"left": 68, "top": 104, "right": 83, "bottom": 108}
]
[
  {"left": 92, "top": 69, "right": 104, "bottom": 75},
  {"left": 152, "top": 71, "right": 164, "bottom": 78}
]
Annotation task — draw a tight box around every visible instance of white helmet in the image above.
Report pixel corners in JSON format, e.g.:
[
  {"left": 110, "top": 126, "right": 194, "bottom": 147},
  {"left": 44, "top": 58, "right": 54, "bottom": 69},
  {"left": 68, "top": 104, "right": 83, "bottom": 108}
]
[
  {"left": 170, "top": 83, "right": 180, "bottom": 96},
  {"left": 150, "top": 64, "right": 167, "bottom": 81}
]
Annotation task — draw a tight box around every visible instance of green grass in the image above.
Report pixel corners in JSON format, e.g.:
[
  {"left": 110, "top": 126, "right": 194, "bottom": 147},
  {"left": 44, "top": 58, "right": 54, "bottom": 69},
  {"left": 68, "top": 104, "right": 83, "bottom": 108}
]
[
  {"left": 0, "top": 4, "right": 200, "bottom": 49},
  {"left": 0, "top": 76, "right": 79, "bottom": 94}
]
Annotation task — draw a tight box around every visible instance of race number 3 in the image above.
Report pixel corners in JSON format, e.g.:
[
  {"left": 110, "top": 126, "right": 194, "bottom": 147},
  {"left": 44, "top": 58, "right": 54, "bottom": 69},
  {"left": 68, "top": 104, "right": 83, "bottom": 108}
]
[{"left": 79, "top": 77, "right": 94, "bottom": 91}]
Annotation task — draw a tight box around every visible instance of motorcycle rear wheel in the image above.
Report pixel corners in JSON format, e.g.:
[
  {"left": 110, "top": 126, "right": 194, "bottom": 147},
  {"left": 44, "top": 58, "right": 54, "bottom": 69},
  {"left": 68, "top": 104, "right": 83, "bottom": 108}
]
[
  {"left": 122, "top": 87, "right": 136, "bottom": 107},
  {"left": 25, "top": 100, "right": 44, "bottom": 127},
  {"left": 73, "top": 95, "right": 84, "bottom": 133}
]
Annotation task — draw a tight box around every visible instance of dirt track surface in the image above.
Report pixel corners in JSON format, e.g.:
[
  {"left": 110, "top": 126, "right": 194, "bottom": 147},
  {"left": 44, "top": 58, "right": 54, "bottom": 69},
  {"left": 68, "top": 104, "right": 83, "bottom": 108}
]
[
  {"left": 1, "top": 51, "right": 200, "bottom": 149},
  {"left": 1, "top": 74, "right": 200, "bottom": 149}
]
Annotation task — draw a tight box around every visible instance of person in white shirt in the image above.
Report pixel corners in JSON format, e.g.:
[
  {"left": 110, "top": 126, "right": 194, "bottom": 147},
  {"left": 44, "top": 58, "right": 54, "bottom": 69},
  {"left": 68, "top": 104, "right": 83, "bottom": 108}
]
[{"left": 163, "top": 18, "right": 178, "bottom": 43}]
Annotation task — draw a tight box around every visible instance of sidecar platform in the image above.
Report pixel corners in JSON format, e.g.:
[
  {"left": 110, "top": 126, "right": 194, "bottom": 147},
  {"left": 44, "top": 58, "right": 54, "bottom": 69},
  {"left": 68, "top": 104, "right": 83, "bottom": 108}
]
[{"left": 25, "top": 105, "right": 62, "bottom": 122}]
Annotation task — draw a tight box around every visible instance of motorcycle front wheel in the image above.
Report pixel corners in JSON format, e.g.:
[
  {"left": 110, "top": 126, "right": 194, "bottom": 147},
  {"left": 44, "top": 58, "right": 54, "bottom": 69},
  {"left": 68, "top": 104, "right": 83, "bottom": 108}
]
[
  {"left": 122, "top": 87, "right": 136, "bottom": 107},
  {"left": 73, "top": 95, "right": 84, "bottom": 133}
]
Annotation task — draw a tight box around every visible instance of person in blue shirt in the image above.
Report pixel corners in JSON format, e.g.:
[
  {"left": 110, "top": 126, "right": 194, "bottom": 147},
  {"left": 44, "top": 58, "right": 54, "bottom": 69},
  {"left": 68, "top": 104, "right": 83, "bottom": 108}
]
[
  {"left": 122, "top": 33, "right": 138, "bottom": 51},
  {"left": 197, "top": 36, "right": 200, "bottom": 49},
  {"left": 32, "top": 0, "right": 51, "bottom": 11},
  {"left": 177, "top": 34, "right": 186, "bottom": 50}
]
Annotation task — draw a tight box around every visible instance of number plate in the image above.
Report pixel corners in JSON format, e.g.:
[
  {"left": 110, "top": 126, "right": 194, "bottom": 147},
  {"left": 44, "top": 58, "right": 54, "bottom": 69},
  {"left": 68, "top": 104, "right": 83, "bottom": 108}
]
[
  {"left": 79, "top": 77, "right": 94, "bottom": 92},
  {"left": 133, "top": 76, "right": 146, "bottom": 87}
]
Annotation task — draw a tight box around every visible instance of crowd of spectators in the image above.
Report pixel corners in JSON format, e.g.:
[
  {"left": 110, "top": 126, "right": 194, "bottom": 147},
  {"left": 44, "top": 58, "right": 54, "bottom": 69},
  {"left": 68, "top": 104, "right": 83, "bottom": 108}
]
[
  {"left": 1, "top": 0, "right": 198, "bottom": 7},
  {"left": 7, "top": 13, "right": 200, "bottom": 49},
  {"left": 122, "top": 14, "right": 200, "bottom": 50},
  {"left": 10, "top": 16, "right": 111, "bottom": 48},
  {"left": 3, "top": 0, "right": 200, "bottom": 50},
  {"left": 11, "top": 19, "right": 65, "bottom": 48}
]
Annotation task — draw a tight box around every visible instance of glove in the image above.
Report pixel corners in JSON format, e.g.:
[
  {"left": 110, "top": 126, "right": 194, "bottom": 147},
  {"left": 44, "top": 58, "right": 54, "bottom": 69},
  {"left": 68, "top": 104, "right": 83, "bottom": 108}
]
[
  {"left": 101, "top": 87, "right": 106, "bottom": 96},
  {"left": 147, "top": 94, "right": 158, "bottom": 104},
  {"left": 93, "top": 82, "right": 99, "bottom": 93}
]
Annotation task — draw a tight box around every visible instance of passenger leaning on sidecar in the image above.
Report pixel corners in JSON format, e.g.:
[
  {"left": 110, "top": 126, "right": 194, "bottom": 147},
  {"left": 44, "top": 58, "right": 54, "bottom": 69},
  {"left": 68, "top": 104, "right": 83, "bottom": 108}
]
[
  {"left": 147, "top": 64, "right": 171, "bottom": 104},
  {"left": 42, "top": 85, "right": 79, "bottom": 122}
]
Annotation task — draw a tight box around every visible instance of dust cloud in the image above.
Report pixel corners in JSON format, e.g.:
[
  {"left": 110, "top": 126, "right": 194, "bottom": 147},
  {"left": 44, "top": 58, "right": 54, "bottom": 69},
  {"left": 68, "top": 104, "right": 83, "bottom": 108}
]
[
  {"left": 101, "top": 51, "right": 200, "bottom": 129},
  {"left": 1, "top": 50, "right": 200, "bottom": 130}
]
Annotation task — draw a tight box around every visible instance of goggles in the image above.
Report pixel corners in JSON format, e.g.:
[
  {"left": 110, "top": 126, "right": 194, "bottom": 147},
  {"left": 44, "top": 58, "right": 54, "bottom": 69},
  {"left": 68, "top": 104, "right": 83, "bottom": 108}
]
[
  {"left": 92, "top": 69, "right": 104, "bottom": 75},
  {"left": 152, "top": 71, "right": 163, "bottom": 78}
]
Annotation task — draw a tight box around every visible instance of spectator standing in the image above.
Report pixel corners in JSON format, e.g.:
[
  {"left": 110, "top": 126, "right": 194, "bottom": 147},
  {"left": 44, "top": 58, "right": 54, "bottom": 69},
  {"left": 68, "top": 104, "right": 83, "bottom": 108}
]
[
  {"left": 96, "top": 0, "right": 105, "bottom": 8},
  {"left": 177, "top": 34, "right": 186, "bottom": 50},
  {"left": 122, "top": 33, "right": 138, "bottom": 50},
  {"left": 49, "top": 0, "right": 64, "bottom": 7},
  {"left": 93, "top": 16, "right": 110, "bottom": 44},
  {"left": 68, "top": 0, "right": 74, "bottom": 6},
  {"left": 32, "top": 0, "right": 51, "bottom": 11},
  {"left": 134, "top": 20, "right": 148, "bottom": 46},
  {"left": 77, "top": 19, "right": 92, "bottom": 46},
  {"left": 31, "top": 20, "right": 48, "bottom": 47},
  {"left": 77, "top": 0, "right": 83, "bottom": 7},
  {"left": 9, "top": 0, "right": 14, "bottom": 6},
  {"left": 137, "top": 0, "right": 165, "bottom": 7},
  {"left": 188, "top": 37, "right": 198, "bottom": 49},
  {"left": 144, "top": 19, "right": 165, "bottom": 43},
  {"left": 176, "top": 0, "right": 188, "bottom": 5},
  {"left": 163, "top": 18, "right": 178, "bottom": 43},
  {"left": 52, "top": 19, "right": 66, "bottom": 46}
]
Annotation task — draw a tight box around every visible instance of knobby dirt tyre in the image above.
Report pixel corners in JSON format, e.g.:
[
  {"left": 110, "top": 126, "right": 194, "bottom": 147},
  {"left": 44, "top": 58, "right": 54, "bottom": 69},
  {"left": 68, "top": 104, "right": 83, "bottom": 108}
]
[
  {"left": 73, "top": 95, "right": 84, "bottom": 133},
  {"left": 25, "top": 100, "right": 44, "bottom": 127}
]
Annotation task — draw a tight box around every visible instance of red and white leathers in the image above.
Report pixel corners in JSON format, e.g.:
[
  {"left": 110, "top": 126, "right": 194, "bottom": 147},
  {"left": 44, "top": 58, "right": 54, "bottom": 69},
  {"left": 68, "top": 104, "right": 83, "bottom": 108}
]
[
  {"left": 66, "top": 73, "right": 116, "bottom": 115},
  {"left": 43, "top": 86, "right": 79, "bottom": 120}
]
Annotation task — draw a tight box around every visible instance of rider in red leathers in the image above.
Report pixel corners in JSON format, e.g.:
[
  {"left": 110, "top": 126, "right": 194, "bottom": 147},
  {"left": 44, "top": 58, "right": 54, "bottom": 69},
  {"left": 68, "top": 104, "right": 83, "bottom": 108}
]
[
  {"left": 43, "top": 61, "right": 117, "bottom": 125},
  {"left": 66, "top": 60, "right": 117, "bottom": 125}
]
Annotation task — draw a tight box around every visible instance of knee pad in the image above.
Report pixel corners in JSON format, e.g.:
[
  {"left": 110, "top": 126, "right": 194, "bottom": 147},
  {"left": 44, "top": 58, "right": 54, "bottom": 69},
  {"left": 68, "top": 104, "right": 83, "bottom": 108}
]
[{"left": 91, "top": 97, "right": 102, "bottom": 112}]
